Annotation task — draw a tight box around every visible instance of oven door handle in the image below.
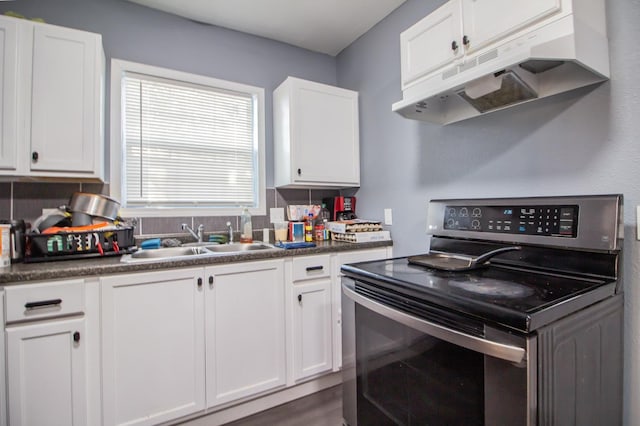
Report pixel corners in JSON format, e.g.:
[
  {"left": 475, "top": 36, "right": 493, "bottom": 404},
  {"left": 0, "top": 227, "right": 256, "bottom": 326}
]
[{"left": 342, "top": 283, "right": 526, "bottom": 364}]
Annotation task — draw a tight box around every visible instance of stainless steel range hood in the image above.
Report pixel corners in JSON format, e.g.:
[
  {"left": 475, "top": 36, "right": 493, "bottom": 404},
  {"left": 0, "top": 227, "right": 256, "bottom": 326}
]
[{"left": 392, "top": 5, "right": 610, "bottom": 125}]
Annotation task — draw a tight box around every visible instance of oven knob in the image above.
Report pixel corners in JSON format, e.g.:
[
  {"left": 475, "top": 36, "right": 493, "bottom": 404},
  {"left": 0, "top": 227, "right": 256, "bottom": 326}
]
[
  {"left": 447, "top": 218, "right": 455, "bottom": 228},
  {"left": 471, "top": 219, "right": 480, "bottom": 230},
  {"left": 472, "top": 208, "right": 482, "bottom": 217},
  {"left": 460, "top": 207, "right": 469, "bottom": 217},
  {"left": 448, "top": 208, "right": 456, "bottom": 217}
]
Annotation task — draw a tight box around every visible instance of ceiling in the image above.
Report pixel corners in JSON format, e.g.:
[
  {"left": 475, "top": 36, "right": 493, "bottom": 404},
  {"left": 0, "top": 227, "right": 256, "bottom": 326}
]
[{"left": 126, "top": 0, "right": 407, "bottom": 56}]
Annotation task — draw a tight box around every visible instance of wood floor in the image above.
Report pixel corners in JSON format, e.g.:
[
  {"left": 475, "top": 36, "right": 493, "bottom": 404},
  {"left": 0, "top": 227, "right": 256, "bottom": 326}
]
[{"left": 225, "top": 385, "right": 343, "bottom": 426}]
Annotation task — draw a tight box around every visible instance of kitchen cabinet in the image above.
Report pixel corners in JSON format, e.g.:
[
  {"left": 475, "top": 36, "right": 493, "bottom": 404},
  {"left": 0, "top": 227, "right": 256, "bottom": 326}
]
[
  {"left": 289, "top": 255, "right": 333, "bottom": 382},
  {"left": 0, "top": 290, "right": 6, "bottom": 426},
  {"left": 401, "top": 0, "right": 562, "bottom": 89},
  {"left": 0, "top": 15, "right": 104, "bottom": 180},
  {"left": 273, "top": 76, "right": 360, "bottom": 188},
  {"left": 0, "top": 18, "right": 18, "bottom": 171},
  {"left": 333, "top": 248, "right": 393, "bottom": 370},
  {"left": 6, "top": 318, "right": 87, "bottom": 426},
  {"left": 101, "top": 268, "right": 205, "bottom": 426},
  {"left": 205, "top": 260, "right": 286, "bottom": 407},
  {"left": 4, "top": 279, "right": 88, "bottom": 426}
]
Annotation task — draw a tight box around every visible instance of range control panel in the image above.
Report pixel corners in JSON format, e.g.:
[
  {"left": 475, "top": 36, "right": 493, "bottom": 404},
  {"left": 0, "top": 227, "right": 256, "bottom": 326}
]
[{"left": 443, "top": 205, "right": 579, "bottom": 237}]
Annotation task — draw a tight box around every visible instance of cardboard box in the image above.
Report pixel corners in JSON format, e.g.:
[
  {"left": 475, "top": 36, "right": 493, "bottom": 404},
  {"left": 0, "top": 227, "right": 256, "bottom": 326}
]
[
  {"left": 326, "top": 220, "right": 382, "bottom": 234},
  {"left": 331, "top": 230, "right": 391, "bottom": 243}
]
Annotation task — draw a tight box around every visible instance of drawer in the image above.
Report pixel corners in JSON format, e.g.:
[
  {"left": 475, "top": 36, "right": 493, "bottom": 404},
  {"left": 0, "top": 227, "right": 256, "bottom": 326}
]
[
  {"left": 5, "top": 279, "right": 85, "bottom": 323},
  {"left": 292, "top": 255, "right": 331, "bottom": 281}
]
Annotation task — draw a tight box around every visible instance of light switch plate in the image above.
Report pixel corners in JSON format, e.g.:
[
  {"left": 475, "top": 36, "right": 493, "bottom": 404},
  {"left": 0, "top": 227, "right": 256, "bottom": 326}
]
[
  {"left": 270, "top": 207, "right": 285, "bottom": 223},
  {"left": 384, "top": 208, "right": 393, "bottom": 225}
]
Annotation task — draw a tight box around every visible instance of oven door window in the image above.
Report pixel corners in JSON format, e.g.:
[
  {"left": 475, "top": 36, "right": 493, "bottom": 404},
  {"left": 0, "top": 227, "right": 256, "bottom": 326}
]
[
  {"left": 353, "top": 304, "right": 527, "bottom": 425},
  {"left": 356, "top": 304, "right": 483, "bottom": 424}
]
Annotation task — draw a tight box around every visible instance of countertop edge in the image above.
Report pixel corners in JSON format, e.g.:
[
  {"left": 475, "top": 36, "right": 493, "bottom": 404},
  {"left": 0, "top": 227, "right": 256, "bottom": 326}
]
[{"left": 0, "top": 241, "right": 393, "bottom": 285}]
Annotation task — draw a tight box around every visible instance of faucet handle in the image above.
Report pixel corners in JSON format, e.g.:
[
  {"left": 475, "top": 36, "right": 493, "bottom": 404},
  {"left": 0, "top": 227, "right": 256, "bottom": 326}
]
[{"left": 181, "top": 223, "right": 189, "bottom": 230}]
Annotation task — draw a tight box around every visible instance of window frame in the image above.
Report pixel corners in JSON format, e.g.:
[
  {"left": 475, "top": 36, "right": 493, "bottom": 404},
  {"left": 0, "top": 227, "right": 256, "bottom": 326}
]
[{"left": 110, "top": 59, "right": 266, "bottom": 218}]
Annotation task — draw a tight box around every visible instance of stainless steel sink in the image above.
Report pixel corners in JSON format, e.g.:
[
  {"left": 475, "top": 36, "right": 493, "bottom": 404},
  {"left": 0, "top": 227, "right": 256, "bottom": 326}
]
[
  {"left": 204, "top": 242, "right": 275, "bottom": 252},
  {"left": 128, "top": 246, "right": 210, "bottom": 260},
  {"left": 121, "top": 242, "right": 279, "bottom": 263}
]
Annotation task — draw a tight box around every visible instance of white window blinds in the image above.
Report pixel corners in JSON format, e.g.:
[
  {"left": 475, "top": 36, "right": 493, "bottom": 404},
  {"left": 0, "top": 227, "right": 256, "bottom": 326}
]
[{"left": 122, "top": 73, "right": 258, "bottom": 208}]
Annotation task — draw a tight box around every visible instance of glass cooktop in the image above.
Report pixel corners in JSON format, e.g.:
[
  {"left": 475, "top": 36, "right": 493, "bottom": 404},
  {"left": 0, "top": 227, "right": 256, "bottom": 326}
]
[{"left": 341, "top": 256, "right": 616, "bottom": 333}]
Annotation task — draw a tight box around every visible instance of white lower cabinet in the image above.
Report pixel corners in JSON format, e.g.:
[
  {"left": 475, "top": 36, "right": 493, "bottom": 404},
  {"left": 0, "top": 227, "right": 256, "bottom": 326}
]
[
  {"left": 292, "top": 280, "right": 332, "bottom": 380},
  {"left": 0, "top": 247, "right": 393, "bottom": 426},
  {"left": 6, "top": 317, "right": 87, "bottom": 426},
  {"left": 0, "top": 290, "right": 5, "bottom": 426},
  {"left": 100, "top": 268, "right": 205, "bottom": 426},
  {"left": 205, "top": 260, "right": 286, "bottom": 407},
  {"left": 289, "top": 255, "right": 333, "bottom": 382},
  {"left": 4, "top": 278, "right": 90, "bottom": 426}
]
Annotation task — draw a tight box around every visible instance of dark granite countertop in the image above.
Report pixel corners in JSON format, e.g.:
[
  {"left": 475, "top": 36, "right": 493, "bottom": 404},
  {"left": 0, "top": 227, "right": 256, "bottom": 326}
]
[{"left": 0, "top": 240, "right": 393, "bottom": 285}]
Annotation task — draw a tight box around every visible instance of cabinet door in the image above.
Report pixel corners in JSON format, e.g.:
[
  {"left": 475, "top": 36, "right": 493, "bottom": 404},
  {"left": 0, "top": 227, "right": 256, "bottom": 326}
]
[
  {"left": 461, "top": 0, "right": 561, "bottom": 53},
  {"left": 0, "top": 17, "right": 18, "bottom": 171},
  {"left": 30, "top": 24, "right": 100, "bottom": 173},
  {"left": 0, "top": 291, "right": 6, "bottom": 426},
  {"left": 6, "top": 317, "right": 87, "bottom": 426},
  {"left": 101, "top": 268, "right": 205, "bottom": 426},
  {"left": 292, "top": 279, "right": 333, "bottom": 381},
  {"left": 400, "top": 0, "right": 463, "bottom": 88},
  {"left": 206, "top": 260, "right": 286, "bottom": 407},
  {"left": 287, "top": 78, "right": 359, "bottom": 187}
]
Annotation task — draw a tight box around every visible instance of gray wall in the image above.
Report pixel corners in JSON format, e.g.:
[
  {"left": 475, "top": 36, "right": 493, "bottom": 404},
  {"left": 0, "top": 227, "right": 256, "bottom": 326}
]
[
  {"left": 336, "top": 0, "right": 639, "bottom": 423},
  {"left": 0, "top": 0, "right": 340, "bottom": 234}
]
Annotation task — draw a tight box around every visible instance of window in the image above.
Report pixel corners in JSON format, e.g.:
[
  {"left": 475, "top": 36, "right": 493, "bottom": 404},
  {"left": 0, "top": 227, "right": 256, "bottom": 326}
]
[{"left": 110, "top": 60, "right": 265, "bottom": 217}]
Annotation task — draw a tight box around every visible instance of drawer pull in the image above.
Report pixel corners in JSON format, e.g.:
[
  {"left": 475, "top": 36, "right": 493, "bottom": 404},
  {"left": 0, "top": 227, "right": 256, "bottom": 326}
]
[
  {"left": 73, "top": 331, "right": 81, "bottom": 343},
  {"left": 25, "top": 299, "right": 62, "bottom": 310},
  {"left": 306, "top": 266, "right": 323, "bottom": 272}
]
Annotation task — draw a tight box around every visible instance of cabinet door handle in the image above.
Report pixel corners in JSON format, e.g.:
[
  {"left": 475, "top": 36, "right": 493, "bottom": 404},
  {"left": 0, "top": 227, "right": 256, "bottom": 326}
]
[
  {"left": 25, "top": 298, "right": 62, "bottom": 310},
  {"left": 31, "top": 151, "right": 39, "bottom": 162},
  {"left": 298, "top": 294, "right": 302, "bottom": 304},
  {"left": 197, "top": 278, "right": 203, "bottom": 288},
  {"left": 462, "top": 35, "right": 470, "bottom": 46},
  {"left": 451, "top": 40, "right": 459, "bottom": 51},
  {"left": 297, "top": 168, "right": 302, "bottom": 176},
  {"left": 209, "top": 276, "right": 214, "bottom": 285},
  {"left": 306, "top": 265, "right": 323, "bottom": 272},
  {"left": 73, "top": 331, "right": 81, "bottom": 343}
]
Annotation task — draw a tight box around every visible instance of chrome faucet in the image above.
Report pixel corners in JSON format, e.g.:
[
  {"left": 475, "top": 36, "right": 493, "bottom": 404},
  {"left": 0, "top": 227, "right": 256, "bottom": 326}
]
[
  {"left": 182, "top": 223, "right": 204, "bottom": 243},
  {"left": 226, "top": 221, "right": 234, "bottom": 243}
]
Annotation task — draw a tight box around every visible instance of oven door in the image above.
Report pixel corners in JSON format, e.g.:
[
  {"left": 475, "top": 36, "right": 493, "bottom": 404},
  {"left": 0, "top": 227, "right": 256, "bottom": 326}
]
[{"left": 342, "top": 278, "right": 536, "bottom": 426}]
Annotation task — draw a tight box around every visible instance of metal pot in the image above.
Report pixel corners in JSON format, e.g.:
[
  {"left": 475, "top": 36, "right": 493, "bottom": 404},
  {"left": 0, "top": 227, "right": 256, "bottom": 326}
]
[{"left": 69, "top": 192, "right": 120, "bottom": 221}]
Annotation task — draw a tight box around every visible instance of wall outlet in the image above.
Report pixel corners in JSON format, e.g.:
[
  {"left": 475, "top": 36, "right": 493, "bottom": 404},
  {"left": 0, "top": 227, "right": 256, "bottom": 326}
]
[{"left": 384, "top": 208, "right": 393, "bottom": 225}]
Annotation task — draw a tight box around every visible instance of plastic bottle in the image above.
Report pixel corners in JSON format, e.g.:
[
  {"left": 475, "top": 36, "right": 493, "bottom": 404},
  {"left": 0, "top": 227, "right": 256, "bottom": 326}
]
[
  {"left": 318, "top": 203, "right": 331, "bottom": 240},
  {"left": 305, "top": 213, "right": 314, "bottom": 242},
  {"left": 240, "top": 207, "right": 253, "bottom": 243}
]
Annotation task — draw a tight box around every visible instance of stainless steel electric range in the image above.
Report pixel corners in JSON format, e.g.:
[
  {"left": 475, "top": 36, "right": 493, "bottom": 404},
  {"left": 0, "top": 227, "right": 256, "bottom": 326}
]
[{"left": 341, "top": 195, "right": 623, "bottom": 426}]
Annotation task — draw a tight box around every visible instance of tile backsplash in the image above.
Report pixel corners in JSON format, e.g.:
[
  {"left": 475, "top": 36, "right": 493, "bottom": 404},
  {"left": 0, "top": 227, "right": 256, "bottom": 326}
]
[{"left": 1, "top": 182, "right": 350, "bottom": 237}]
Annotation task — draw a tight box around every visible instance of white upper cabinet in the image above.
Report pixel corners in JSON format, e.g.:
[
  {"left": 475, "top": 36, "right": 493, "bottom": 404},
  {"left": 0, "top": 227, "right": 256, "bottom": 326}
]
[
  {"left": 274, "top": 77, "right": 360, "bottom": 188},
  {"left": 401, "top": 0, "right": 562, "bottom": 89},
  {"left": 401, "top": 1, "right": 463, "bottom": 87},
  {"left": 0, "top": 15, "right": 104, "bottom": 180},
  {"left": 0, "top": 17, "right": 18, "bottom": 171},
  {"left": 461, "top": 0, "right": 561, "bottom": 53}
]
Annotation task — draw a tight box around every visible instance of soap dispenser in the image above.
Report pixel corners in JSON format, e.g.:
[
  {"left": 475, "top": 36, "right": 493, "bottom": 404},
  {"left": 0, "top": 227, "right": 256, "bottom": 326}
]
[{"left": 240, "top": 207, "right": 253, "bottom": 243}]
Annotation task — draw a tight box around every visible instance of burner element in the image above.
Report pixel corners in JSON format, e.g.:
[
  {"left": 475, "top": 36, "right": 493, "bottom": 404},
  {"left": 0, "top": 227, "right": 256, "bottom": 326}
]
[{"left": 448, "top": 277, "right": 535, "bottom": 298}]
